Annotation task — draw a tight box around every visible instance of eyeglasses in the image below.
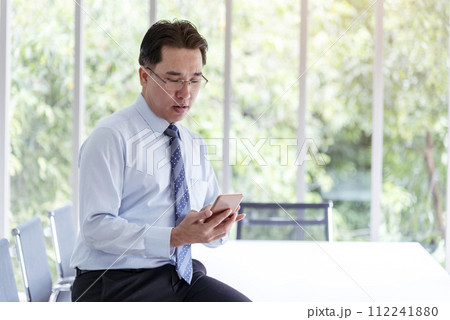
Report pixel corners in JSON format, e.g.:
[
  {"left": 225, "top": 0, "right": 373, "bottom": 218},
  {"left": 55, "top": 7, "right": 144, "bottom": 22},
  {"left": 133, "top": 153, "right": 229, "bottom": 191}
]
[{"left": 144, "top": 66, "right": 208, "bottom": 91}]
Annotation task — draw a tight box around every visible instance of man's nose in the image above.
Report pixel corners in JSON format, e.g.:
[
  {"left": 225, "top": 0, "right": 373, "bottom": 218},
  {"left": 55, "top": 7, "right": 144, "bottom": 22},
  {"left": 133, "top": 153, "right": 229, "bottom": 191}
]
[{"left": 176, "top": 82, "right": 191, "bottom": 100}]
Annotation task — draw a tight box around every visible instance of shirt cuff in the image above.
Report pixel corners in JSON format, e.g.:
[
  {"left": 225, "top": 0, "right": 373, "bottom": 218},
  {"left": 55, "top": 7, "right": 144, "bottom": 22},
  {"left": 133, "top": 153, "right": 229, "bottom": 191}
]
[
  {"left": 169, "top": 246, "right": 176, "bottom": 257},
  {"left": 203, "top": 233, "right": 229, "bottom": 248},
  {"left": 143, "top": 226, "right": 173, "bottom": 258}
]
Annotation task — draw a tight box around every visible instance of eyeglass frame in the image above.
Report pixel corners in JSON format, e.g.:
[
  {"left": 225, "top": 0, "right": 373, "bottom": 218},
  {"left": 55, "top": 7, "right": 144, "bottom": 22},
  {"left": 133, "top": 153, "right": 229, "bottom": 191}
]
[{"left": 144, "top": 66, "right": 209, "bottom": 90}]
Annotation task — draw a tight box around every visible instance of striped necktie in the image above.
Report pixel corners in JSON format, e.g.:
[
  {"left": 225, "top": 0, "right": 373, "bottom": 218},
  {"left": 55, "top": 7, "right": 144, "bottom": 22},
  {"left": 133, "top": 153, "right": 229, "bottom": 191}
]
[{"left": 164, "top": 124, "right": 193, "bottom": 284}]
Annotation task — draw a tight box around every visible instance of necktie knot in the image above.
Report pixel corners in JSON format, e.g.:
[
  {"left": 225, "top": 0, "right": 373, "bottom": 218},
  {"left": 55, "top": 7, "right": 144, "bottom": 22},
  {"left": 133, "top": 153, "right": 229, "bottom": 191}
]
[{"left": 164, "top": 124, "right": 179, "bottom": 139}]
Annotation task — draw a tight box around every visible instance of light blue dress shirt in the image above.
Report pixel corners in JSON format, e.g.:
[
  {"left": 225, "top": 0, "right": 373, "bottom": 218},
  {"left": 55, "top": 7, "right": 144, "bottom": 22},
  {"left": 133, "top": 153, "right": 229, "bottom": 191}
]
[{"left": 70, "top": 94, "right": 223, "bottom": 270}]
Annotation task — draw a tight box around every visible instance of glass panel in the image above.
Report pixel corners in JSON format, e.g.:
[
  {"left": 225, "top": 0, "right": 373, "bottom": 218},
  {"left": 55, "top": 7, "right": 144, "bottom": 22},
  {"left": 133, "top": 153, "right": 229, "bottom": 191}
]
[
  {"left": 231, "top": 0, "right": 300, "bottom": 201},
  {"left": 158, "top": 0, "right": 226, "bottom": 181},
  {"left": 9, "top": 0, "right": 74, "bottom": 286},
  {"left": 308, "top": 0, "right": 374, "bottom": 240},
  {"left": 383, "top": 0, "right": 449, "bottom": 264},
  {"left": 83, "top": 0, "right": 148, "bottom": 136},
  {"left": 10, "top": 0, "right": 74, "bottom": 226}
]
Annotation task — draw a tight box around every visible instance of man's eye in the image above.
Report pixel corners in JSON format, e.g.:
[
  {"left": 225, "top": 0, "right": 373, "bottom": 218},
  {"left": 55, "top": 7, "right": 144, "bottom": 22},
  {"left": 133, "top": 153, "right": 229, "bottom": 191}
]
[{"left": 167, "top": 79, "right": 179, "bottom": 83}]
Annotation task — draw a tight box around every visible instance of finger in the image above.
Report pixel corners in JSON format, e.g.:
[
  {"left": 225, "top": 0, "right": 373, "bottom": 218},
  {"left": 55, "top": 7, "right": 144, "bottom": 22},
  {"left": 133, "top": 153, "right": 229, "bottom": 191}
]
[
  {"left": 213, "top": 215, "right": 236, "bottom": 237},
  {"left": 202, "top": 208, "right": 213, "bottom": 220},
  {"left": 207, "top": 231, "right": 229, "bottom": 243},
  {"left": 200, "top": 204, "right": 212, "bottom": 212},
  {"left": 205, "top": 208, "right": 232, "bottom": 226},
  {"left": 179, "top": 210, "right": 199, "bottom": 224},
  {"left": 198, "top": 205, "right": 213, "bottom": 221},
  {"left": 212, "top": 215, "right": 235, "bottom": 233},
  {"left": 219, "top": 214, "right": 234, "bottom": 225},
  {"left": 215, "top": 212, "right": 237, "bottom": 227},
  {"left": 182, "top": 209, "right": 196, "bottom": 218},
  {"left": 221, "top": 212, "right": 243, "bottom": 224},
  {"left": 235, "top": 213, "right": 246, "bottom": 222}
]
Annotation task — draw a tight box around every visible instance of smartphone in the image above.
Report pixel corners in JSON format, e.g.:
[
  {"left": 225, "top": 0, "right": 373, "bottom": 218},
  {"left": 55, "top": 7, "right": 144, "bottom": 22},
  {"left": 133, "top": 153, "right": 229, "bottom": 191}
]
[{"left": 210, "top": 193, "right": 244, "bottom": 214}]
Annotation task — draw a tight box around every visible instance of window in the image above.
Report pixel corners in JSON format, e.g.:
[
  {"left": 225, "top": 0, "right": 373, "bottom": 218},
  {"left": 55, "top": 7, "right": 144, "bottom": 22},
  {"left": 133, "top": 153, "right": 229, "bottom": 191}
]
[
  {"left": 2, "top": 0, "right": 449, "bottom": 268},
  {"left": 308, "top": 0, "right": 374, "bottom": 241},
  {"left": 10, "top": 0, "right": 73, "bottom": 226},
  {"left": 382, "top": 0, "right": 448, "bottom": 260},
  {"left": 83, "top": 0, "right": 147, "bottom": 135},
  {"left": 158, "top": 0, "right": 226, "bottom": 180},
  {"left": 231, "top": 0, "right": 300, "bottom": 202}
]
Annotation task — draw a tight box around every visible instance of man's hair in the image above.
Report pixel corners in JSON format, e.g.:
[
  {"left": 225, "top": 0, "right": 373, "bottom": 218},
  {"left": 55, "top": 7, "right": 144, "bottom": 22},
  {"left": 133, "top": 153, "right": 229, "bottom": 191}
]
[{"left": 139, "top": 20, "right": 208, "bottom": 67}]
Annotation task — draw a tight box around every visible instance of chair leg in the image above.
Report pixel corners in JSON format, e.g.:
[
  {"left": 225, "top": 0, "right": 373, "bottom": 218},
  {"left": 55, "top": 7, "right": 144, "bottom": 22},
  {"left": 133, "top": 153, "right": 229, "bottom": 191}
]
[{"left": 49, "top": 290, "right": 60, "bottom": 302}]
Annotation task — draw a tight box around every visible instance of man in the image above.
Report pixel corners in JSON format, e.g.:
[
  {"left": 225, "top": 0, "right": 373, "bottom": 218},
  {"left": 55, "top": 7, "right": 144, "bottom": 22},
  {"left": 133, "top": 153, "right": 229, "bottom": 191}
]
[{"left": 70, "top": 20, "right": 251, "bottom": 302}]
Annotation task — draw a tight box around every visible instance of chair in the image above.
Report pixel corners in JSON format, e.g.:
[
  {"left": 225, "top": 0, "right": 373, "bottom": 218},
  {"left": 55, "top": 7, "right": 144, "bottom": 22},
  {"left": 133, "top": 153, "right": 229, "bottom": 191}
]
[
  {"left": 236, "top": 201, "right": 333, "bottom": 241},
  {"left": 12, "top": 216, "right": 71, "bottom": 302},
  {"left": 0, "top": 238, "right": 20, "bottom": 302},
  {"left": 46, "top": 203, "right": 76, "bottom": 283}
]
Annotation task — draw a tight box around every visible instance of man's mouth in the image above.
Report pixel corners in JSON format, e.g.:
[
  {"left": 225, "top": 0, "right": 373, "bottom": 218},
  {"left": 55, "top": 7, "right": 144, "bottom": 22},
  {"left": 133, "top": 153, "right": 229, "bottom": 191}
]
[{"left": 173, "top": 105, "right": 189, "bottom": 113}]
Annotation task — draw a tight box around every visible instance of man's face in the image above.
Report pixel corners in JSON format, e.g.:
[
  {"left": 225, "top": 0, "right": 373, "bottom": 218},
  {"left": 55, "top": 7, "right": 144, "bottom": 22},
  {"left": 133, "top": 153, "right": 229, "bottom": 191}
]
[{"left": 139, "top": 46, "right": 204, "bottom": 123}]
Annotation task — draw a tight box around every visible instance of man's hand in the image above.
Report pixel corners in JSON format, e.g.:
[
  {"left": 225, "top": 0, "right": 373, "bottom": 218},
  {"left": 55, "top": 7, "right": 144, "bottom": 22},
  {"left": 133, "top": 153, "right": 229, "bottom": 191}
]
[{"left": 170, "top": 204, "right": 245, "bottom": 247}]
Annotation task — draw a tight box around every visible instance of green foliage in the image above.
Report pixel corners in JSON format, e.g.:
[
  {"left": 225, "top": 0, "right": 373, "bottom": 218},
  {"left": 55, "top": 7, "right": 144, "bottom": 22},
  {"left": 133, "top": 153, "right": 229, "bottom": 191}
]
[
  {"left": 231, "top": 0, "right": 300, "bottom": 201},
  {"left": 159, "top": 0, "right": 227, "bottom": 179},
  {"left": 83, "top": 0, "right": 147, "bottom": 135},
  {"left": 10, "top": 0, "right": 73, "bottom": 227},
  {"left": 382, "top": 0, "right": 449, "bottom": 250}
]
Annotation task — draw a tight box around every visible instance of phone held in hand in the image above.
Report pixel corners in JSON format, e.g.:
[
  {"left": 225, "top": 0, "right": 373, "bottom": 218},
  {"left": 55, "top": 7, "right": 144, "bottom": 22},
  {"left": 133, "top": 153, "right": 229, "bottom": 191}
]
[{"left": 210, "top": 193, "right": 244, "bottom": 214}]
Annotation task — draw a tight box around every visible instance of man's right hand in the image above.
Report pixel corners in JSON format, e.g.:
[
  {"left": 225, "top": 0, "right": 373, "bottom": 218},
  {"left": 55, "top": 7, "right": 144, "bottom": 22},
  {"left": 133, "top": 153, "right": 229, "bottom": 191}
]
[{"left": 170, "top": 205, "right": 245, "bottom": 247}]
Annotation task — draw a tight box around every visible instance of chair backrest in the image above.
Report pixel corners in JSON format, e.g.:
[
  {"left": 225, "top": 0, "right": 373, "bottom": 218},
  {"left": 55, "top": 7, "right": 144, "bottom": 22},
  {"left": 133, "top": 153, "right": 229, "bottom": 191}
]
[
  {"left": 47, "top": 203, "right": 76, "bottom": 279},
  {"left": 12, "top": 216, "right": 53, "bottom": 302},
  {"left": 0, "top": 238, "right": 20, "bottom": 302},
  {"left": 236, "top": 202, "right": 333, "bottom": 241}
]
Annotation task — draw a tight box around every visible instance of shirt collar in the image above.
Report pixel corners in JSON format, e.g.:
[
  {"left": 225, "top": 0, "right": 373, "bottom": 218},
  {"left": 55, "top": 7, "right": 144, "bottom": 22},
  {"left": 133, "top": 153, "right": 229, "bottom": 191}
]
[{"left": 135, "top": 94, "right": 183, "bottom": 140}]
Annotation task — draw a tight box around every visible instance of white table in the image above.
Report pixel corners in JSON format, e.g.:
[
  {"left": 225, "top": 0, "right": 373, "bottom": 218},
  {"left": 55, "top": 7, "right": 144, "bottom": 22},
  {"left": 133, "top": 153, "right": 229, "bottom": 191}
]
[{"left": 192, "top": 241, "right": 450, "bottom": 301}]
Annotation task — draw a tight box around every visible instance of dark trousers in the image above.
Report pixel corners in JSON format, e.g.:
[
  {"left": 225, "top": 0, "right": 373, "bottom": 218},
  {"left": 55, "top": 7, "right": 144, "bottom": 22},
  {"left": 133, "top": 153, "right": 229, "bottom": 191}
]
[{"left": 72, "top": 259, "right": 251, "bottom": 302}]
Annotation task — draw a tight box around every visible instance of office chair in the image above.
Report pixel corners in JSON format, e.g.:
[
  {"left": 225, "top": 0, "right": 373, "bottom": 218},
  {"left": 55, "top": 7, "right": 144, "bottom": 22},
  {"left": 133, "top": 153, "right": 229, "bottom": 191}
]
[
  {"left": 47, "top": 203, "right": 76, "bottom": 283},
  {"left": 236, "top": 201, "right": 333, "bottom": 241},
  {"left": 0, "top": 238, "right": 20, "bottom": 302},
  {"left": 12, "top": 216, "right": 71, "bottom": 302}
]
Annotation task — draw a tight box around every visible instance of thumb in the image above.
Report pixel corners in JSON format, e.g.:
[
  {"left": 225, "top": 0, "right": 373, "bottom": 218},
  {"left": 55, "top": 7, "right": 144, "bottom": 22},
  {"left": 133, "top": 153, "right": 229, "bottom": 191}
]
[
  {"left": 200, "top": 204, "right": 213, "bottom": 212},
  {"left": 201, "top": 207, "right": 213, "bottom": 220},
  {"left": 183, "top": 209, "right": 198, "bottom": 221}
]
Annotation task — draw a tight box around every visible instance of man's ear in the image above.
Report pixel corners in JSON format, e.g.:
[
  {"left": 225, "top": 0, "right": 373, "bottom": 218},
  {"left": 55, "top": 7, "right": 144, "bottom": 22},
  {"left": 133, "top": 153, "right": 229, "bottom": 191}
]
[{"left": 139, "top": 66, "right": 149, "bottom": 86}]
